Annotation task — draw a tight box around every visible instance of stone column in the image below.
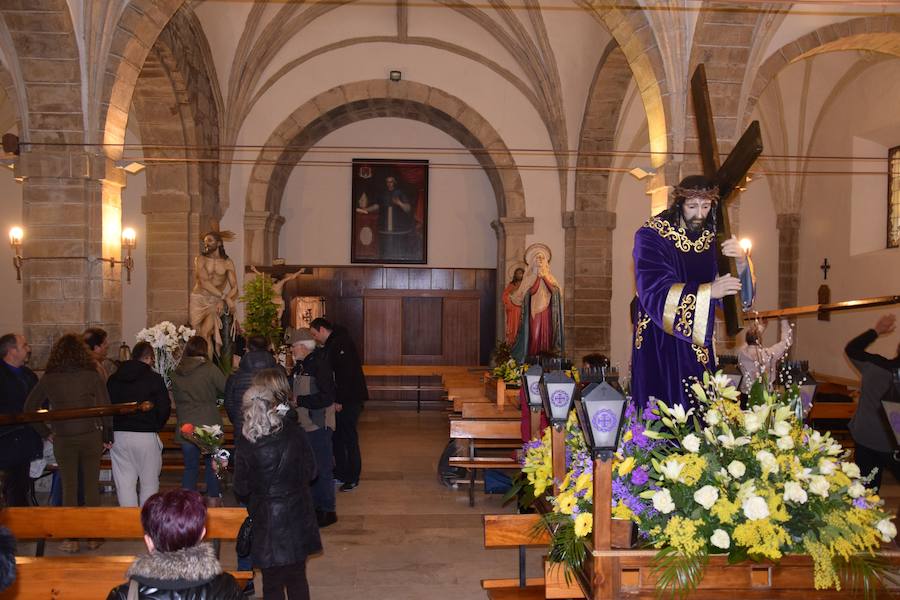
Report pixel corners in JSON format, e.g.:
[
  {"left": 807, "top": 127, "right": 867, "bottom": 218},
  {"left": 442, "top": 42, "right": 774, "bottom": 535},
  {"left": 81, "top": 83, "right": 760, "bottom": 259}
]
[
  {"left": 777, "top": 213, "right": 801, "bottom": 310},
  {"left": 562, "top": 209, "right": 616, "bottom": 360},
  {"left": 491, "top": 216, "right": 533, "bottom": 343},
  {"left": 244, "top": 209, "right": 286, "bottom": 266},
  {"left": 17, "top": 151, "right": 124, "bottom": 366},
  {"left": 142, "top": 190, "right": 200, "bottom": 327}
]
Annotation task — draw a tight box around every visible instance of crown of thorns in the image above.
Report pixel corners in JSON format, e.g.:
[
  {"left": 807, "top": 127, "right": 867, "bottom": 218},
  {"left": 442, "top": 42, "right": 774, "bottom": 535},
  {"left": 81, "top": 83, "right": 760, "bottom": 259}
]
[{"left": 673, "top": 185, "right": 720, "bottom": 201}]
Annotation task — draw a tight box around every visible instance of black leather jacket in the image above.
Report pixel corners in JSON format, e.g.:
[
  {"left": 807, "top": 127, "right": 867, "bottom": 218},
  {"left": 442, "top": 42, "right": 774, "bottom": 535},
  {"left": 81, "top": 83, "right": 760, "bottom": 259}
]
[{"left": 106, "top": 544, "right": 243, "bottom": 600}]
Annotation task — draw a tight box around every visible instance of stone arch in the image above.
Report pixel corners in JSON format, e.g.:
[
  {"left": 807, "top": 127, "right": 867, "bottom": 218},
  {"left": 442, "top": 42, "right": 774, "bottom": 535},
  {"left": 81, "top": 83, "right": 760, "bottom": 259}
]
[
  {"left": 0, "top": 1, "right": 83, "bottom": 144},
  {"left": 564, "top": 41, "right": 633, "bottom": 358},
  {"left": 132, "top": 6, "right": 221, "bottom": 327},
  {"left": 244, "top": 80, "right": 529, "bottom": 339},
  {"left": 576, "top": 3, "right": 672, "bottom": 169},
  {"left": 744, "top": 15, "right": 900, "bottom": 131}
]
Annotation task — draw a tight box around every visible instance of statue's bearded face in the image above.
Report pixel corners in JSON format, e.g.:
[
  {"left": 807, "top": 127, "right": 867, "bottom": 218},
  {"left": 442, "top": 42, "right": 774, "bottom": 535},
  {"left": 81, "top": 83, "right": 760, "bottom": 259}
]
[
  {"left": 681, "top": 195, "right": 712, "bottom": 232},
  {"left": 202, "top": 234, "right": 220, "bottom": 256},
  {"left": 512, "top": 268, "right": 524, "bottom": 284}
]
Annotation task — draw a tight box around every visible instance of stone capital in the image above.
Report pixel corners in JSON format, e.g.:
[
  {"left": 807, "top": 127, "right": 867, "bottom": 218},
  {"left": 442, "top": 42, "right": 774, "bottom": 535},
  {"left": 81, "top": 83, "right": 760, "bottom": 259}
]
[
  {"left": 491, "top": 216, "right": 534, "bottom": 237},
  {"left": 562, "top": 209, "right": 616, "bottom": 230},
  {"left": 16, "top": 151, "right": 125, "bottom": 187},
  {"left": 776, "top": 212, "right": 801, "bottom": 230}
]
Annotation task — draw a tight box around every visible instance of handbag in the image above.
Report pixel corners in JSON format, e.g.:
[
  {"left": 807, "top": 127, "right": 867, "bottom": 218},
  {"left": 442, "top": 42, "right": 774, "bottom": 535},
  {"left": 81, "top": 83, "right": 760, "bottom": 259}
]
[{"left": 235, "top": 447, "right": 287, "bottom": 558}]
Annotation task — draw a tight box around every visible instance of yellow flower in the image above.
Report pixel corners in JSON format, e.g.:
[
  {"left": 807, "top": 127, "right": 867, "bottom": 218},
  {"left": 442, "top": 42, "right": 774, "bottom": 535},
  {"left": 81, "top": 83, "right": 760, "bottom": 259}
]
[
  {"left": 575, "top": 471, "right": 592, "bottom": 492},
  {"left": 574, "top": 512, "right": 593, "bottom": 538},
  {"left": 612, "top": 501, "right": 635, "bottom": 521},
  {"left": 664, "top": 516, "right": 704, "bottom": 555},
  {"left": 556, "top": 492, "right": 577, "bottom": 515},
  {"left": 622, "top": 429, "right": 634, "bottom": 443},
  {"left": 617, "top": 456, "right": 636, "bottom": 477},
  {"left": 732, "top": 519, "right": 790, "bottom": 561},
  {"left": 711, "top": 496, "right": 740, "bottom": 524},
  {"left": 676, "top": 454, "right": 707, "bottom": 486}
]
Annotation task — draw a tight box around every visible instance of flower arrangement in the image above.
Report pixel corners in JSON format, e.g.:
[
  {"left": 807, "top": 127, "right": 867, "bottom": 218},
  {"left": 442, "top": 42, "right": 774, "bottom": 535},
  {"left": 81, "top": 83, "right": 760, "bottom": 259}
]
[
  {"left": 513, "top": 372, "right": 898, "bottom": 597},
  {"left": 492, "top": 358, "right": 523, "bottom": 386},
  {"left": 180, "top": 423, "right": 230, "bottom": 477},
  {"left": 631, "top": 372, "right": 897, "bottom": 595},
  {"left": 135, "top": 321, "right": 195, "bottom": 388}
]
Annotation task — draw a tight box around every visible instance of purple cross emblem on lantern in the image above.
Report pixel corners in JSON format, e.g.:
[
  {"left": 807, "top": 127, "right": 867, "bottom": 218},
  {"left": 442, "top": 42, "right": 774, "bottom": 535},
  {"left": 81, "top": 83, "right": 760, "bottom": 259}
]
[
  {"left": 592, "top": 408, "right": 617, "bottom": 433},
  {"left": 530, "top": 381, "right": 540, "bottom": 395},
  {"left": 550, "top": 389, "right": 570, "bottom": 408}
]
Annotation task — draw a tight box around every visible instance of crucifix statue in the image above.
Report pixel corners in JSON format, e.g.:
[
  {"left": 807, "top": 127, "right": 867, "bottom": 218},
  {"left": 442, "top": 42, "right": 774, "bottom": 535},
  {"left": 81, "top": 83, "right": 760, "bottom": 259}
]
[{"left": 690, "top": 64, "right": 764, "bottom": 337}]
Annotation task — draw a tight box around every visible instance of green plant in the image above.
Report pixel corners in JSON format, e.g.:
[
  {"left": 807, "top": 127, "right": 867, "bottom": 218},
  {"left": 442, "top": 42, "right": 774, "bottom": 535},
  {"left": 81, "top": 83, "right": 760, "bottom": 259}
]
[{"left": 240, "top": 273, "right": 282, "bottom": 348}]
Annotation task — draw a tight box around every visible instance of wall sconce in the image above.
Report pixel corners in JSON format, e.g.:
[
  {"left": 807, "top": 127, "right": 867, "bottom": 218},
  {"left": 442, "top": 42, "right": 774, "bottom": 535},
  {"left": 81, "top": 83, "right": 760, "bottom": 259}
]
[
  {"left": 115, "top": 160, "right": 146, "bottom": 175},
  {"left": 107, "top": 227, "right": 137, "bottom": 283},
  {"left": 9, "top": 226, "right": 23, "bottom": 281},
  {"left": 9, "top": 225, "right": 137, "bottom": 283},
  {"left": 389, "top": 70, "right": 402, "bottom": 82}
]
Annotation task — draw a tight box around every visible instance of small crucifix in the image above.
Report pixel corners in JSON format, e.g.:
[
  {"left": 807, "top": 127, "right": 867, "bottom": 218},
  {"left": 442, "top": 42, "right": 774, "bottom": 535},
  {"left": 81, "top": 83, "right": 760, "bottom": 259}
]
[
  {"left": 820, "top": 258, "right": 830, "bottom": 281},
  {"left": 691, "top": 64, "right": 764, "bottom": 336}
]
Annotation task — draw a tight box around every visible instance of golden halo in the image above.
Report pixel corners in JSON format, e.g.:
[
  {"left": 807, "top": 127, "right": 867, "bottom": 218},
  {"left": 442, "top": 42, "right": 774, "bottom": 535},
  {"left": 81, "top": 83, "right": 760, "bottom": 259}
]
[
  {"left": 524, "top": 243, "right": 552, "bottom": 266},
  {"left": 507, "top": 262, "right": 527, "bottom": 280}
]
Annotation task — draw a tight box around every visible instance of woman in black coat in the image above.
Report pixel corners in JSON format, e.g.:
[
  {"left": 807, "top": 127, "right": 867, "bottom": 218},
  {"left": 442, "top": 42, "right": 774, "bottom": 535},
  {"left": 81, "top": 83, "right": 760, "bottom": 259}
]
[{"left": 233, "top": 369, "right": 321, "bottom": 600}]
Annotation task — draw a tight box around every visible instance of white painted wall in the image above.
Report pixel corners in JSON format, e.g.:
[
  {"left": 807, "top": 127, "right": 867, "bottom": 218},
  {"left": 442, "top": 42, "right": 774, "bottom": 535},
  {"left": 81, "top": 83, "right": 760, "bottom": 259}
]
[
  {"left": 120, "top": 121, "right": 147, "bottom": 346},
  {"left": 278, "top": 118, "right": 497, "bottom": 267}
]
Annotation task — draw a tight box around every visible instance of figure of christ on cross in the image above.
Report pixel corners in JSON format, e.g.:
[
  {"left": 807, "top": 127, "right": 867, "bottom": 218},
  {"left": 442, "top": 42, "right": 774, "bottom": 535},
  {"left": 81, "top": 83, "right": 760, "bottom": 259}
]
[{"left": 630, "top": 176, "right": 755, "bottom": 410}]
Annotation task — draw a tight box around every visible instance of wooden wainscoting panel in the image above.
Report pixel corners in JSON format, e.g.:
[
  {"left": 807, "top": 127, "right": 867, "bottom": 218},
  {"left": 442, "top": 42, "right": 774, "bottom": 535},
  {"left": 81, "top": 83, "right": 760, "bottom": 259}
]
[
  {"left": 443, "top": 296, "right": 480, "bottom": 364},
  {"left": 364, "top": 296, "right": 402, "bottom": 364},
  {"left": 402, "top": 297, "right": 442, "bottom": 356}
]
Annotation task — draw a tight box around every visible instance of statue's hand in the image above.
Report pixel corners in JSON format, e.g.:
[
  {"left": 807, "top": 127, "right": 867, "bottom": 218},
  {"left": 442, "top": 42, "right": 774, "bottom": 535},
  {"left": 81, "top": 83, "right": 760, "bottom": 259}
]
[{"left": 225, "top": 298, "right": 237, "bottom": 314}]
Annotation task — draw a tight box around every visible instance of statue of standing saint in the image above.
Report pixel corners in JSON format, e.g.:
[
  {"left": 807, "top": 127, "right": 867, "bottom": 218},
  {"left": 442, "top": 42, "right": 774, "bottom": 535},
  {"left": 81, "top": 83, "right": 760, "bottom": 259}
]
[
  {"left": 509, "top": 243, "right": 565, "bottom": 363},
  {"left": 190, "top": 229, "right": 239, "bottom": 361}
]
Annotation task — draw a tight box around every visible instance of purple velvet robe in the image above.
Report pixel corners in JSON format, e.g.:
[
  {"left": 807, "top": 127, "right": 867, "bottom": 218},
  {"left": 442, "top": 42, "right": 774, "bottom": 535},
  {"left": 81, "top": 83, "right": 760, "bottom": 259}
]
[{"left": 631, "top": 217, "right": 719, "bottom": 409}]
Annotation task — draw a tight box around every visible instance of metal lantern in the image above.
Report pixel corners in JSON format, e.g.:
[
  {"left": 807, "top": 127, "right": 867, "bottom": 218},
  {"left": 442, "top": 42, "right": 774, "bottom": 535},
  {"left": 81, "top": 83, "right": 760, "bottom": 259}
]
[
  {"left": 576, "top": 381, "right": 628, "bottom": 461},
  {"left": 540, "top": 370, "right": 577, "bottom": 427},
  {"left": 521, "top": 364, "right": 544, "bottom": 411},
  {"left": 798, "top": 371, "right": 818, "bottom": 418}
]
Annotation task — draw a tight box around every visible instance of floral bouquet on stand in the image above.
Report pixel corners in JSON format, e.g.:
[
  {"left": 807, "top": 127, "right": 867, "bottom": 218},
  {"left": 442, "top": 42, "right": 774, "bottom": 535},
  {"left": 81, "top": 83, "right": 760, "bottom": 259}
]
[
  {"left": 136, "top": 321, "right": 195, "bottom": 388},
  {"left": 617, "top": 372, "right": 898, "bottom": 596},
  {"left": 492, "top": 358, "right": 523, "bottom": 387},
  {"left": 180, "top": 423, "right": 230, "bottom": 479}
]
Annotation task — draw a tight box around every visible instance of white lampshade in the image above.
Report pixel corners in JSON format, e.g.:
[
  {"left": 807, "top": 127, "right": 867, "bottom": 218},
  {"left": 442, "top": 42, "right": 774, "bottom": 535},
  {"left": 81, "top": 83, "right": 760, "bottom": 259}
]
[
  {"left": 521, "top": 365, "right": 544, "bottom": 410},
  {"left": 540, "top": 370, "right": 576, "bottom": 425}
]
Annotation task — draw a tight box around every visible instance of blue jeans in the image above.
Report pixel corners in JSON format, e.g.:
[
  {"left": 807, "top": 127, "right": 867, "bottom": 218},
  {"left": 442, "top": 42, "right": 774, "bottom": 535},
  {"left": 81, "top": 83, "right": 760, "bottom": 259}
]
[
  {"left": 308, "top": 427, "right": 335, "bottom": 512},
  {"left": 180, "top": 443, "right": 220, "bottom": 498}
]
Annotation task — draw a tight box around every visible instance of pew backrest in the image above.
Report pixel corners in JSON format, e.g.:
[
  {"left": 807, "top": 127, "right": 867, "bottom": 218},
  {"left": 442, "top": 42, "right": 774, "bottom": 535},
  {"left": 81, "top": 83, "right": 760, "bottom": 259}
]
[
  {"left": 450, "top": 419, "right": 520, "bottom": 440},
  {"left": 1, "top": 507, "right": 246, "bottom": 540}
]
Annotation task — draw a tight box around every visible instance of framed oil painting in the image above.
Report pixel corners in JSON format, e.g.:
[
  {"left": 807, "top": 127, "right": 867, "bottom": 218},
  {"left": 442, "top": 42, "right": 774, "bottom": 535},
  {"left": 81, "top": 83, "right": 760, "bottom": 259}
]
[{"left": 351, "top": 158, "right": 428, "bottom": 264}]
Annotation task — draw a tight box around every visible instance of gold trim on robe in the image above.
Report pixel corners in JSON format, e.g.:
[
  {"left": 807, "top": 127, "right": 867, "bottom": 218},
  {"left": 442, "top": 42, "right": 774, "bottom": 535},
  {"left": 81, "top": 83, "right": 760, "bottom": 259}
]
[
  {"left": 643, "top": 219, "right": 714, "bottom": 253},
  {"left": 663, "top": 283, "right": 685, "bottom": 335},
  {"left": 675, "top": 294, "right": 697, "bottom": 337},
  {"left": 692, "top": 344, "right": 710, "bottom": 365},
  {"left": 635, "top": 312, "right": 651, "bottom": 349},
  {"left": 692, "top": 283, "right": 712, "bottom": 347}
]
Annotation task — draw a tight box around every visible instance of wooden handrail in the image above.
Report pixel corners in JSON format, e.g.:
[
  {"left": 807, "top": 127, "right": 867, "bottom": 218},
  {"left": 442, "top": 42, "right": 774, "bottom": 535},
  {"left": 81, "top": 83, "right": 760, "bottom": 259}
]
[
  {"left": 0, "top": 401, "right": 153, "bottom": 426},
  {"left": 747, "top": 295, "right": 900, "bottom": 320}
]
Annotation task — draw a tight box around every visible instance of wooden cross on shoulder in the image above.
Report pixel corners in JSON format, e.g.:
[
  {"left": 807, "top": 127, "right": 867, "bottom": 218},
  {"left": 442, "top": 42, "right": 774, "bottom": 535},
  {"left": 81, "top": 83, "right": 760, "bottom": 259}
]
[{"left": 690, "top": 64, "right": 764, "bottom": 337}]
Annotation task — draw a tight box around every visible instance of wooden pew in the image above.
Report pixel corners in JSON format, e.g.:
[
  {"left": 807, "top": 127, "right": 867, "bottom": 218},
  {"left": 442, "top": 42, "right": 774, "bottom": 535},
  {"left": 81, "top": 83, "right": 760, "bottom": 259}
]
[
  {"left": 0, "top": 507, "right": 252, "bottom": 599},
  {"left": 449, "top": 419, "right": 521, "bottom": 506},
  {"left": 482, "top": 513, "right": 549, "bottom": 599}
]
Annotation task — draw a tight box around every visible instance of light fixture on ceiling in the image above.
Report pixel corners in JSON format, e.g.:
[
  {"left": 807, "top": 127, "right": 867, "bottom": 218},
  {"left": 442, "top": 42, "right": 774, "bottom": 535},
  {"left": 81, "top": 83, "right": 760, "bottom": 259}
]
[
  {"left": 389, "top": 70, "right": 402, "bottom": 82},
  {"left": 115, "top": 160, "right": 146, "bottom": 175},
  {"left": 628, "top": 167, "right": 656, "bottom": 181}
]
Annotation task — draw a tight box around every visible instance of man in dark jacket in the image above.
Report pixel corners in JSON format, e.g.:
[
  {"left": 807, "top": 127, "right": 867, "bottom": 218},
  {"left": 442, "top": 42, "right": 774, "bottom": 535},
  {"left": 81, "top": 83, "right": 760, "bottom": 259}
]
[
  {"left": 310, "top": 318, "right": 368, "bottom": 492},
  {"left": 0, "top": 333, "right": 41, "bottom": 506},
  {"left": 289, "top": 328, "right": 337, "bottom": 526},
  {"left": 107, "top": 341, "right": 171, "bottom": 507},
  {"left": 224, "top": 335, "right": 277, "bottom": 442},
  {"left": 846, "top": 314, "right": 900, "bottom": 491}
]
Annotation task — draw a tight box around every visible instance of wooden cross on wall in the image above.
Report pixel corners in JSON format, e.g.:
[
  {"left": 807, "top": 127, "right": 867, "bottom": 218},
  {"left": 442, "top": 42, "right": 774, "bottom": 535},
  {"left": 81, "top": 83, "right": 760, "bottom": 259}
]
[{"left": 690, "top": 64, "right": 764, "bottom": 337}]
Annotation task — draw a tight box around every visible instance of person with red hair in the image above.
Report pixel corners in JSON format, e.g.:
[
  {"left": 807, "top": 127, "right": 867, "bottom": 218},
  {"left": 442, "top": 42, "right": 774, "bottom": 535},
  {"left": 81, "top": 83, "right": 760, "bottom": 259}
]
[{"left": 106, "top": 489, "right": 243, "bottom": 599}]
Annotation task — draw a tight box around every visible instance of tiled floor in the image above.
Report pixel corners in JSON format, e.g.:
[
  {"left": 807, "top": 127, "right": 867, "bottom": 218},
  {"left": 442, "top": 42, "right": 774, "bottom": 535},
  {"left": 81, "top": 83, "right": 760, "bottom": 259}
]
[
  {"left": 21, "top": 404, "right": 900, "bottom": 600},
  {"left": 25, "top": 405, "right": 536, "bottom": 600}
]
